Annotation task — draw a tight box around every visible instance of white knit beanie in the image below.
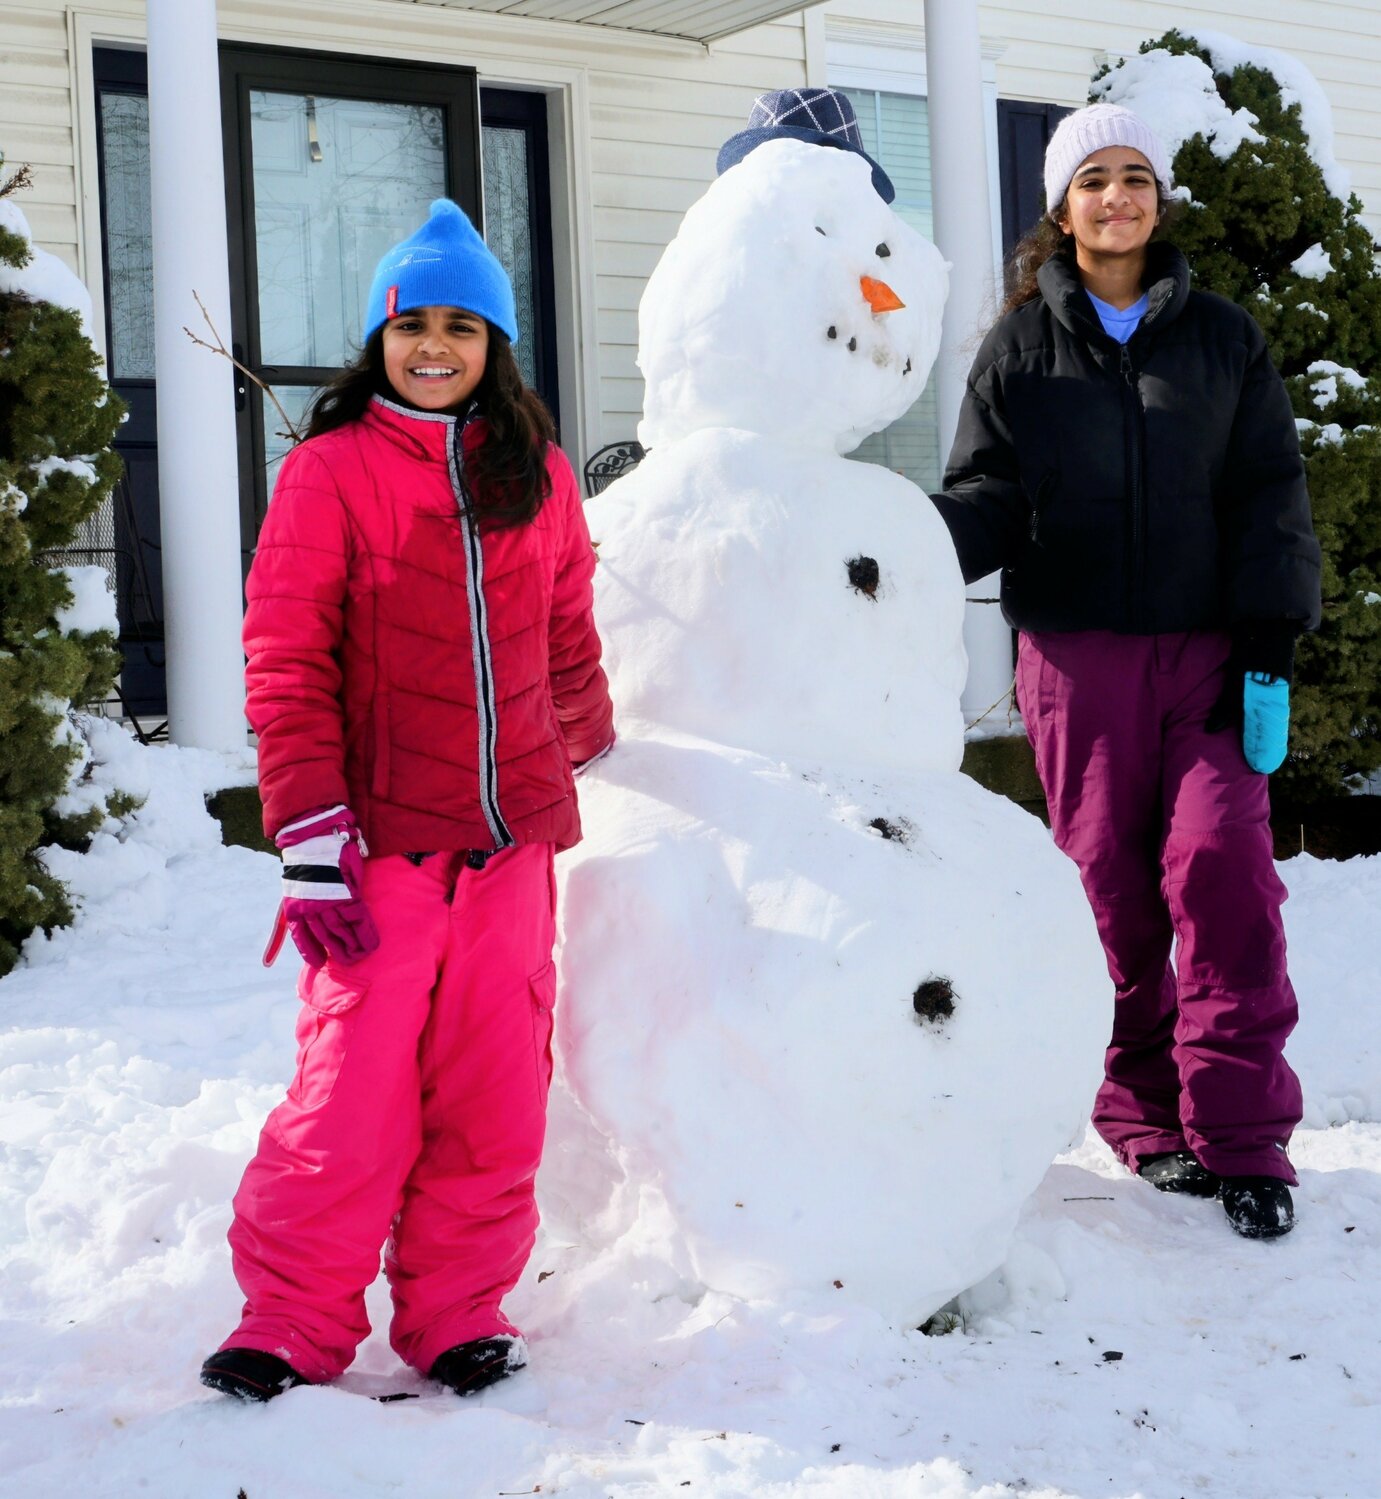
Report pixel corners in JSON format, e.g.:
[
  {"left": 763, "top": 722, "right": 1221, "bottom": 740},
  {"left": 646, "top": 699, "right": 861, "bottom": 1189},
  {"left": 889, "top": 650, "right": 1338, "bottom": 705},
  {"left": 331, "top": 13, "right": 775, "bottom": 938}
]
[{"left": 1043, "top": 103, "right": 1172, "bottom": 211}]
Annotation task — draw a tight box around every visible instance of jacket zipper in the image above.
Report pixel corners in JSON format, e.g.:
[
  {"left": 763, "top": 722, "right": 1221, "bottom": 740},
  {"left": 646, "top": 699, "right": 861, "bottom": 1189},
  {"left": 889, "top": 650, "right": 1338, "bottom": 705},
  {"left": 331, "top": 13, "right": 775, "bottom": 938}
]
[
  {"left": 1119, "top": 343, "right": 1147, "bottom": 631},
  {"left": 448, "top": 415, "right": 514, "bottom": 852},
  {"left": 1030, "top": 470, "right": 1058, "bottom": 544}
]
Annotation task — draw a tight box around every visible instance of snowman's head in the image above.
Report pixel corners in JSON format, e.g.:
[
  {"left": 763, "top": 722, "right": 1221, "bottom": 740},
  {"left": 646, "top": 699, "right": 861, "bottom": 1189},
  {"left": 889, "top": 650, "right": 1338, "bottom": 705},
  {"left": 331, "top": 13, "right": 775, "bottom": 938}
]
[{"left": 638, "top": 139, "right": 949, "bottom": 454}]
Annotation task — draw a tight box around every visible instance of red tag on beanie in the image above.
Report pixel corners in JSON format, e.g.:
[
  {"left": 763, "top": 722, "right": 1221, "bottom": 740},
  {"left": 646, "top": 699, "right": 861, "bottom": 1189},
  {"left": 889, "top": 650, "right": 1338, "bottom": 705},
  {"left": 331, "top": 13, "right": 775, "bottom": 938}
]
[{"left": 385, "top": 285, "right": 399, "bottom": 318}]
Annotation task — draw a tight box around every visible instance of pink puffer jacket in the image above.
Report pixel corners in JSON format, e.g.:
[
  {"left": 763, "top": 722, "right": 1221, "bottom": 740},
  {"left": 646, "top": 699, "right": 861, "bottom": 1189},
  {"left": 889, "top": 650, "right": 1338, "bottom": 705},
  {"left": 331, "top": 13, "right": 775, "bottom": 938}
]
[{"left": 243, "top": 395, "right": 614, "bottom": 856}]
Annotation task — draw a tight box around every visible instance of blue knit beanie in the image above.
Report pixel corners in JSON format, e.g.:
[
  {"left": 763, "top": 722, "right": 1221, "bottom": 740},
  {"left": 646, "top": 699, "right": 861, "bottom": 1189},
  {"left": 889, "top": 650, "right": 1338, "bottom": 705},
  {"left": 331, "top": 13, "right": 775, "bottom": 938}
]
[{"left": 363, "top": 199, "right": 519, "bottom": 345}]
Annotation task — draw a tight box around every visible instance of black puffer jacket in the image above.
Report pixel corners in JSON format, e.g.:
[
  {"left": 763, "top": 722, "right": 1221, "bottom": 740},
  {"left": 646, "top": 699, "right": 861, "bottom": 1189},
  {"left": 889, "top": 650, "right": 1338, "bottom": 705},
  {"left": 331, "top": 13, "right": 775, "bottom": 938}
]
[{"left": 930, "top": 245, "right": 1321, "bottom": 636}]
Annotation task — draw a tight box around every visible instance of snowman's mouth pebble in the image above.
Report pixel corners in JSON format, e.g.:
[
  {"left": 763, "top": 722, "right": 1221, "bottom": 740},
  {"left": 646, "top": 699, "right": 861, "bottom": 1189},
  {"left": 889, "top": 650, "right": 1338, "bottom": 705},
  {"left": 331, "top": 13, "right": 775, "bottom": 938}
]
[
  {"left": 825, "top": 327, "right": 907, "bottom": 371},
  {"left": 913, "top": 977, "right": 957, "bottom": 1025}
]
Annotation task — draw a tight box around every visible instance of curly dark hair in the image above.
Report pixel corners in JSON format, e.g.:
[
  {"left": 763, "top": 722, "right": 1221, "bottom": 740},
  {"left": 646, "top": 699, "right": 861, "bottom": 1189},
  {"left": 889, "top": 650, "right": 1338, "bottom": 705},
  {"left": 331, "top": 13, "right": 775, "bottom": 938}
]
[
  {"left": 304, "top": 325, "right": 556, "bottom": 528},
  {"left": 1000, "top": 185, "right": 1181, "bottom": 317}
]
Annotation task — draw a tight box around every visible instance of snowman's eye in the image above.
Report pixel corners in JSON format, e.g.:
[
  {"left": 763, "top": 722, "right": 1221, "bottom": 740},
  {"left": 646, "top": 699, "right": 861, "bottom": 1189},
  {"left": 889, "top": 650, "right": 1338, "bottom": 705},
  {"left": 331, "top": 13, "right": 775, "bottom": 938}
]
[
  {"left": 827, "top": 326, "right": 838, "bottom": 339},
  {"left": 815, "top": 226, "right": 827, "bottom": 236},
  {"left": 876, "top": 243, "right": 891, "bottom": 258}
]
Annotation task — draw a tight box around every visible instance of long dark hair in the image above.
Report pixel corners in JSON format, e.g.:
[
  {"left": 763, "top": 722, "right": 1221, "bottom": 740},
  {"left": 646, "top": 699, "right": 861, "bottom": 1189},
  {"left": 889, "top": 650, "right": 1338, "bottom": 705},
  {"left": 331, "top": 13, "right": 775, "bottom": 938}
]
[
  {"left": 1000, "top": 185, "right": 1181, "bottom": 317},
  {"left": 304, "top": 324, "right": 556, "bottom": 528}
]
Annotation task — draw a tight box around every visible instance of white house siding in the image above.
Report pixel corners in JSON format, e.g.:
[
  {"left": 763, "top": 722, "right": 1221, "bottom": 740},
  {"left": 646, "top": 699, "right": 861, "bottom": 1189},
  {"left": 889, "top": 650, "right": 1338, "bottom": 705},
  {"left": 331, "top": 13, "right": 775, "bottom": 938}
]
[
  {"left": 0, "top": 6, "right": 81, "bottom": 271},
  {"left": 0, "top": 0, "right": 808, "bottom": 461},
  {"left": 823, "top": 0, "right": 1381, "bottom": 241},
  {"left": 586, "top": 20, "right": 811, "bottom": 438}
]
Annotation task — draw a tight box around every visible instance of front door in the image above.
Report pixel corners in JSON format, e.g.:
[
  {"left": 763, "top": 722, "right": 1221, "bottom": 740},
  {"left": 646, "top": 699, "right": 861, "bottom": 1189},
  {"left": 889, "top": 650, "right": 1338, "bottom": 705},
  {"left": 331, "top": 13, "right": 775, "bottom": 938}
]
[
  {"left": 220, "top": 46, "right": 479, "bottom": 536},
  {"left": 93, "top": 45, "right": 560, "bottom": 717}
]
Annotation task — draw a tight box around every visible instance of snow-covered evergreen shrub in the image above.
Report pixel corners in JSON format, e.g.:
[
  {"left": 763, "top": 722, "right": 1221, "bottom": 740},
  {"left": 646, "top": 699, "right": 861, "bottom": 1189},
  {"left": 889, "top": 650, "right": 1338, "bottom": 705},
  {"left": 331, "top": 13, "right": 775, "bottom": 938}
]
[
  {"left": 0, "top": 159, "right": 128, "bottom": 973},
  {"left": 1095, "top": 31, "right": 1381, "bottom": 799}
]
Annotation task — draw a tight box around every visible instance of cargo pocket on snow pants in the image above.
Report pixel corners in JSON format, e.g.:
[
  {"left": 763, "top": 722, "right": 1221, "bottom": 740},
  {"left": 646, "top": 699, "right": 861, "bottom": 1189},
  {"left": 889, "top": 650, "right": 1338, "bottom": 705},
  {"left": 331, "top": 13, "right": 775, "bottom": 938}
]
[
  {"left": 286, "top": 965, "right": 372, "bottom": 1112},
  {"left": 528, "top": 960, "right": 556, "bottom": 1101}
]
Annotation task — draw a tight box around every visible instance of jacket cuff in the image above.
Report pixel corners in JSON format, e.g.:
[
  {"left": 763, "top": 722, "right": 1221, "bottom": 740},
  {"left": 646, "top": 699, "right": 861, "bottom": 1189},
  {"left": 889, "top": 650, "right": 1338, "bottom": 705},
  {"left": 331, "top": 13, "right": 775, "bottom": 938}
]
[{"left": 1235, "top": 620, "right": 1300, "bottom": 684}]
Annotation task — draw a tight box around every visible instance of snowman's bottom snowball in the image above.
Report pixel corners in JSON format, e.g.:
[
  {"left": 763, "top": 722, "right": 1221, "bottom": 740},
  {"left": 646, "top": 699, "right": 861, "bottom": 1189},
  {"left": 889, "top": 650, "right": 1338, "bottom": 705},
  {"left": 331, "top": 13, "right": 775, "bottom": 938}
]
[{"left": 549, "top": 733, "right": 1109, "bottom": 1326}]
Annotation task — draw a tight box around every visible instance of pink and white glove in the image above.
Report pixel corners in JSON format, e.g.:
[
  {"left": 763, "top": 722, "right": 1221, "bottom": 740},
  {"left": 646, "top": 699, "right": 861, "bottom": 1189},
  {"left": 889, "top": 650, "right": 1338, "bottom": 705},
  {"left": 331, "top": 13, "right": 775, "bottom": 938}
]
[{"left": 262, "top": 804, "right": 381, "bottom": 969}]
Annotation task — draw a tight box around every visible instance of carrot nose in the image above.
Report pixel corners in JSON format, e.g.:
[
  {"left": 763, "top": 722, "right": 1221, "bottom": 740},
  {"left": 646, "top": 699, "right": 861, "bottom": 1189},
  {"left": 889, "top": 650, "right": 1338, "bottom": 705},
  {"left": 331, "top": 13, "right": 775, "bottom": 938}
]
[{"left": 861, "top": 275, "right": 905, "bottom": 314}]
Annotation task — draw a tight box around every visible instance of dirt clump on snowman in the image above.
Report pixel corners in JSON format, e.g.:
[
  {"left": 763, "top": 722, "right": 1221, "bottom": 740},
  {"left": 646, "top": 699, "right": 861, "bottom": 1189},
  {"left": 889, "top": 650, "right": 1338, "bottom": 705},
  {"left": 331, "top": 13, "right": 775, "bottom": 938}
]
[{"left": 547, "top": 89, "right": 1108, "bottom": 1327}]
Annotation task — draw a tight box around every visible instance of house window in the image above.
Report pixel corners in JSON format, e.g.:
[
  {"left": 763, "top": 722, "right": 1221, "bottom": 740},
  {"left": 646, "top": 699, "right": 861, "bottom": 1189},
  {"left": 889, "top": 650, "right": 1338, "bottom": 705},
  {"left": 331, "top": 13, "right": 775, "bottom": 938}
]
[{"left": 836, "top": 86, "right": 943, "bottom": 492}]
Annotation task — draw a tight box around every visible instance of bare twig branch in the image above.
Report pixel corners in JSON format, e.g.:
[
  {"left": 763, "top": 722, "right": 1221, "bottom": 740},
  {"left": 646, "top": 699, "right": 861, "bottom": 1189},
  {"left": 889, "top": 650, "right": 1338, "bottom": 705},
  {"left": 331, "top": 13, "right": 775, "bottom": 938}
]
[
  {"left": 964, "top": 675, "right": 1018, "bottom": 732},
  {"left": 183, "top": 290, "right": 304, "bottom": 446}
]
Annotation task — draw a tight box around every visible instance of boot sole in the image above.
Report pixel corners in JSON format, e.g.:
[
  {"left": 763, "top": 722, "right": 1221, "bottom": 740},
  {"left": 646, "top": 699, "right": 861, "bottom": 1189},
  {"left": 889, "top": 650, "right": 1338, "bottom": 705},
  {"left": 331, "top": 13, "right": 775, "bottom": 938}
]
[
  {"left": 200, "top": 1367, "right": 288, "bottom": 1402},
  {"left": 1225, "top": 1215, "right": 1295, "bottom": 1240},
  {"left": 1145, "top": 1175, "right": 1222, "bottom": 1199},
  {"left": 433, "top": 1354, "right": 525, "bottom": 1395}
]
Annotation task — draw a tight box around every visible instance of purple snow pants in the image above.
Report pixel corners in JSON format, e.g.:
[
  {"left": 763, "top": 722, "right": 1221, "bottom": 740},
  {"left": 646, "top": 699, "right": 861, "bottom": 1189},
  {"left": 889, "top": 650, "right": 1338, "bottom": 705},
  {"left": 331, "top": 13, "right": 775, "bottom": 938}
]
[{"left": 1015, "top": 630, "right": 1301, "bottom": 1183}]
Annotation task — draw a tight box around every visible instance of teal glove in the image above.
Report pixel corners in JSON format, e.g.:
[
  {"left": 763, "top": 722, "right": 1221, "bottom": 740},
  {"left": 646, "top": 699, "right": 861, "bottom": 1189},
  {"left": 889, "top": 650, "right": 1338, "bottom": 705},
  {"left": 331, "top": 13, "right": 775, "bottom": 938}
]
[{"left": 1242, "top": 673, "right": 1290, "bottom": 774}]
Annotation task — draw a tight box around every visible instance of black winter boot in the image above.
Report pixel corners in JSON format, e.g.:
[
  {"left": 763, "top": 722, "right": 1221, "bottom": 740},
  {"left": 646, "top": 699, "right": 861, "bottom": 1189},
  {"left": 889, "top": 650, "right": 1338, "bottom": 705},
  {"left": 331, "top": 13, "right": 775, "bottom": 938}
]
[
  {"left": 1221, "top": 1177, "right": 1295, "bottom": 1239},
  {"left": 200, "top": 1348, "right": 310, "bottom": 1402},
  {"left": 429, "top": 1335, "right": 526, "bottom": 1396},
  {"left": 1137, "top": 1150, "right": 1222, "bottom": 1198}
]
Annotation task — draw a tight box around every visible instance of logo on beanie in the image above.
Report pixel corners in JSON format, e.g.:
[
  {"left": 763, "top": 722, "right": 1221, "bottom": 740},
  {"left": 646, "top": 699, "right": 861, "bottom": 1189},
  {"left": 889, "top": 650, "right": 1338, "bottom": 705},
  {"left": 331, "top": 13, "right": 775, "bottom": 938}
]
[{"left": 385, "top": 285, "right": 399, "bottom": 319}]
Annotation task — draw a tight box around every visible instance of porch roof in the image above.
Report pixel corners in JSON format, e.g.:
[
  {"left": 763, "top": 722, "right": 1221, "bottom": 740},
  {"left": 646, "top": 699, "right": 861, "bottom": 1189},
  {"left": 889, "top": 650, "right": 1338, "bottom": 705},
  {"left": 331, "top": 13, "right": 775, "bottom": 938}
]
[{"left": 403, "top": 0, "right": 821, "bottom": 46}]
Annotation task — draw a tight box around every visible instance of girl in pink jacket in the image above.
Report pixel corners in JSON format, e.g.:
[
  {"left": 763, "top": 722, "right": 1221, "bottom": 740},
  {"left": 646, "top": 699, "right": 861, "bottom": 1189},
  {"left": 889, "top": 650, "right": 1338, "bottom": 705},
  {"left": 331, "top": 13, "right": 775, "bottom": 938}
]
[{"left": 201, "top": 200, "right": 614, "bottom": 1403}]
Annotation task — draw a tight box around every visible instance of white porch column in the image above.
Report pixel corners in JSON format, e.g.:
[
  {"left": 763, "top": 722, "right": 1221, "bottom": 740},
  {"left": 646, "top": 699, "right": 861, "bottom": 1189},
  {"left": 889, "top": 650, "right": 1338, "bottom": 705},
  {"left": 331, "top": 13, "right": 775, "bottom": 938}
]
[
  {"left": 922, "top": 0, "right": 1014, "bottom": 724},
  {"left": 147, "top": 0, "right": 247, "bottom": 750}
]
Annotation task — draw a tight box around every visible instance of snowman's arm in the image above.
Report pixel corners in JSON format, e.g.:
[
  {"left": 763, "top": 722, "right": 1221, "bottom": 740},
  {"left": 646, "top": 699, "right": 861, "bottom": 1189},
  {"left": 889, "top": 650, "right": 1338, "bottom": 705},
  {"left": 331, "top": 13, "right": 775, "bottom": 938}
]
[
  {"left": 928, "top": 382, "right": 1030, "bottom": 587},
  {"left": 546, "top": 447, "right": 615, "bottom": 766}
]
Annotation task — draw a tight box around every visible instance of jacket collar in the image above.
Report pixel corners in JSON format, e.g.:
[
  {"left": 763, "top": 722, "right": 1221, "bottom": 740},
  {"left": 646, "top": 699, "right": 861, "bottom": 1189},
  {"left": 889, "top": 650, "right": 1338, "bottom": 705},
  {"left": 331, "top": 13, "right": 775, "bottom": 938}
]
[
  {"left": 1037, "top": 242, "right": 1190, "bottom": 346},
  {"left": 363, "top": 394, "right": 485, "bottom": 458}
]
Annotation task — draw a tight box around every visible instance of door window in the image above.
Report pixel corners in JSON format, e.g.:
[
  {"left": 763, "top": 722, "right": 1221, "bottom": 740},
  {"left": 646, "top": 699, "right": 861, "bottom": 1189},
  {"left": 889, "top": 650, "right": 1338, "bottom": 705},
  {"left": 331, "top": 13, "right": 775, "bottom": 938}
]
[
  {"left": 482, "top": 122, "right": 537, "bottom": 386},
  {"left": 94, "top": 48, "right": 164, "bottom": 718},
  {"left": 248, "top": 91, "right": 447, "bottom": 368},
  {"left": 98, "top": 89, "right": 156, "bottom": 380}
]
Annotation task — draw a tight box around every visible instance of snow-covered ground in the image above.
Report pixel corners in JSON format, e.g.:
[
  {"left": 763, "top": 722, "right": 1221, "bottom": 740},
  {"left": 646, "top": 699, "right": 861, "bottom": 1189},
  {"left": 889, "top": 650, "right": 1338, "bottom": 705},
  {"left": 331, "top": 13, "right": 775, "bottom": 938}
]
[{"left": 2, "top": 730, "right": 1378, "bottom": 1499}]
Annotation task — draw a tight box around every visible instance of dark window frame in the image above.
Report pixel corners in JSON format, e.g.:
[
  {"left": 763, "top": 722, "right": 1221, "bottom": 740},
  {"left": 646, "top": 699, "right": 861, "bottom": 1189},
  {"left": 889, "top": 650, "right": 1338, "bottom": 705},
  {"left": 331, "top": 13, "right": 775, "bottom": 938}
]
[
  {"left": 479, "top": 86, "right": 561, "bottom": 435},
  {"left": 93, "top": 45, "right": 152, "bottom": 398},
  {"left": 996, "top": 98, "right": 1074, "bottom": 268}
]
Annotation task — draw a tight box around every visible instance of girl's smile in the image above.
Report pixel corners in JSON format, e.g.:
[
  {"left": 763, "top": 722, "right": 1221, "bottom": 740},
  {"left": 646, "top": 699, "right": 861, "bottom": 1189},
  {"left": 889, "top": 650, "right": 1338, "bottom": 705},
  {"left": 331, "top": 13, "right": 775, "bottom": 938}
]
[{"left": 382, "top": 305, "right": 489, "bottom": 412}]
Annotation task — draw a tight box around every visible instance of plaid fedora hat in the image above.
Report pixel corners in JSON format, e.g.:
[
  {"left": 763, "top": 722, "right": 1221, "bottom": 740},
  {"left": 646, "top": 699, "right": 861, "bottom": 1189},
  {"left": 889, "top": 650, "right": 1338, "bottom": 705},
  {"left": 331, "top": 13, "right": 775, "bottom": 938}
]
[{"left": 716, "top": 86, "right": 896, "bottom": 204}]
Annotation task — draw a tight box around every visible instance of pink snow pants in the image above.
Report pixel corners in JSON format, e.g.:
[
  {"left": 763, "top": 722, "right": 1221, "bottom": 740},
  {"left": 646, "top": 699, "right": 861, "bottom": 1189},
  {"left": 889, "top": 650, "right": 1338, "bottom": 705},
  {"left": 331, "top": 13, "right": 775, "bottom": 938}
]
[
  {"left": 222, "top": 843, "right": 557, "bottom": 1382},
  {"left": 1016, "top": 630, "right": 1301, "bottom": 1184}
]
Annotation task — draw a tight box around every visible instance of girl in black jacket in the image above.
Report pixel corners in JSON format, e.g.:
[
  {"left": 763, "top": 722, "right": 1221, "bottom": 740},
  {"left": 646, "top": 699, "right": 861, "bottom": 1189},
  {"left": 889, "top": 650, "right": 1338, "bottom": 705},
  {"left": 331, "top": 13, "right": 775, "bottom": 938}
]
[{"left": 931, "top": 103, "right": 1320, "bottom": 1240}]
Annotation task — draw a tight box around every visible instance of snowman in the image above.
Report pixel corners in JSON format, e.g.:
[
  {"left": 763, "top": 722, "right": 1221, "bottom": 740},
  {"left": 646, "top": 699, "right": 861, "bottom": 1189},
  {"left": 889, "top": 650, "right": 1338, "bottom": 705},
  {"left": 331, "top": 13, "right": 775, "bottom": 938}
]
[{"left": 548, "top": 89, "right": 1108, "bottom": 1326}]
